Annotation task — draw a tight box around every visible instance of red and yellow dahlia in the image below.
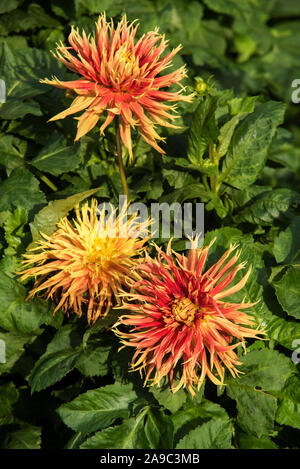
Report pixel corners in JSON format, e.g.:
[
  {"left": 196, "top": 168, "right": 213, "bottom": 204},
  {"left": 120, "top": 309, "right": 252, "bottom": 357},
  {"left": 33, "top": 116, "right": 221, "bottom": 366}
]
[
  {"left": 18, "top": 199, "right": 148, "bottom": 324},
  {"left": 113, "top": 238, "right": 265, "bottom": 395},
  {"left": 41, "top": 14, "right": 193, "bottom": 159}
]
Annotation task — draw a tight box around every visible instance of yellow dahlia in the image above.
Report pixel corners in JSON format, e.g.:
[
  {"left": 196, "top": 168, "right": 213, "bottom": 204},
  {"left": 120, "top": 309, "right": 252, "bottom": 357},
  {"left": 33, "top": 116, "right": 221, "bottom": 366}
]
[
  {"left": 113, "top": 238, "right": 265, "bottom": 395},
  {"left": 18, "top": 199, "right": 148, "bottom": 324},
  {"left": 41, "top": 14, "right": 193, "bottom": 158}
]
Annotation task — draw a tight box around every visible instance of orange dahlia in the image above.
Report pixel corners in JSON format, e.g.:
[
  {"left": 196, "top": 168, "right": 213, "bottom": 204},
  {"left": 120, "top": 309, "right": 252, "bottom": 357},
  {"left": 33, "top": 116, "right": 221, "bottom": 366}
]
[
  {"left": 113, "top": 238, "right": 265, "bottom": 395},
  {"left": 41, "top": 14, "right": 193, "bottom": 159},
  {"left": 18, "top": 199, "right": 148, "bottom": 324}
]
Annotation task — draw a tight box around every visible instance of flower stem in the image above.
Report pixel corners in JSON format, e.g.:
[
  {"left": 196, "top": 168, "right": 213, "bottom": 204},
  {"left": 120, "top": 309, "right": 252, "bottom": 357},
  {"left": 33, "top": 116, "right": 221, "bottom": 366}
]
[
  {"left": 40, "top": 174, "right": 58, "bottom": 192},
  {"left": 30, "top": 167, "right": 58, "bottom": 192},
  {"left": 114, "top": 117, "right": 129, "bottom": 200}
]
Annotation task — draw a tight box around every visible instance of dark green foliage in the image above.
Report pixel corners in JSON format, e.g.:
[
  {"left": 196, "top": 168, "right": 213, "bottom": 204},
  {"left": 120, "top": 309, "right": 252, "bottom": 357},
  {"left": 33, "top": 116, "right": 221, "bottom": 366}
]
[{"left": 0, "top": 0, "right": 299, "bottom": 450}]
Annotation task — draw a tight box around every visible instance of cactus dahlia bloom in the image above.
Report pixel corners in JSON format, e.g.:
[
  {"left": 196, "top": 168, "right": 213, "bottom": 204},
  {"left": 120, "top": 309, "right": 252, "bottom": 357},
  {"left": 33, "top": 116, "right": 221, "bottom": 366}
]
[
  {"left": 113, "top": 239, "right": 265, "bottom": 395},
  {"left": 18, "top": 199, "right": 148, "bottom": 324},
  {"left": 40, "top": 14, "right": 193, "bottom": 159}
]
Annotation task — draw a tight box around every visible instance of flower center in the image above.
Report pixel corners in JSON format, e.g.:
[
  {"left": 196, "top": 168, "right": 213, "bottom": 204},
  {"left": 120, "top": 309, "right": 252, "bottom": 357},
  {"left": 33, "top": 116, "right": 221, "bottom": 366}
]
[
  {"left": 112, "top": 45, "right": 140, "bottom": 85},
  {"left": 171, "top": 297, "right": 198, "bottom": 325},
  {"left": 85, "top": 236, "right": 116, "bottom": 271}
]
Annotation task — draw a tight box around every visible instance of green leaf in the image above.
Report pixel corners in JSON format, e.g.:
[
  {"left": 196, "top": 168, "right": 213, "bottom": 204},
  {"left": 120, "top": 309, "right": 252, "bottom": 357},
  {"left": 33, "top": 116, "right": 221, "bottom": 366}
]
[
  {"left": 0, "top": 134, "right": 26, "bottom": 174},
  {"left": 30, "top": 135, "right": 81, "bottom": 176},
  {"left": 144, "top": 407, "right": 174, "bottom": 449},
  {"left": 176, "top": 418, "right": 232, "bottom": 449},
  {"left": 233, "top": 188, "right": 300, "bottom": 226},
  {"left": 276, "top": 375, "right": 300, "bottom": 429},
  {"left": 265, "top": 315, "right": 300, "bottom": 350},
  {"left": 0, "top": 3, "right": 60, "bottom": 35},
  {"left": 0, "top": 99, "right": 42, "bottom": 120},
  {"left": 228, "top": 349, "right": 294, "bottom": 391},
  {"left": 29, "top": 348, "right": 82, "bottom": 393},
  {"left": 226, "top": 349, "right": 294, "bottom": 437},
  {"left": 46, "top": 324, "right": 82, "bottom": 354},
  {"left": 3, "top": 206, "right": 28, "bottom": 254},
  {"left": 0, "top": 330, "right": 34, "bottom": 376},
  {"left": 150, "top": 385, "right": 187, "bottom": 414},
  {"left": 187, "top": 96, "right": 219, "bottom": 165},
  {"left": 273, "top": 216, "right": 300, "bottom": 263},
  {"left": 1, "top": 424, "right": 41, "bottom": 449},
  {"left": 81, "top": 410, "right": 149, "bottom": 449},
  {"left": 228, "top": 96, "right": 257, "bottom": 115},
  {"left": 0, "top": 0, "right": 19, "bottom": 14},
  {"left": 217, "top": 96, "right": 257, "bottom": 158},
  {"left": 172, "top": 398, "right": 228, "bottom": 443},
  {"left": 29, "top": 188, "right": 101, "bottom": 243},
  {"left": 0, "top": 381, "right": 19, "bottom": 419},
  {"left": 162, "top": 168, "right": 195, "bottom": 189},
  {"left": 272, "top": 266, "right": 300, "bottom": 319},
  {"left": 0, "top": 272, "right": 51, "bottom": 334},
  {"left": 57, "top": 382, "right": 137, "bottom": 433},
  {"left": 0, "top": 43, "right": 63, "bottom": 96},
  {"left": 227, "top": 384, "right": 277, "bottom": 438},
  {"left": 76, "top": 340, "right": 110, "bottom": 377},
  {"left": 221, "top": 101, "right": 286, "bottom": 189},
  {"left": 161, "top": 184, "right": 210, "bottom": 204},
  {"left": 0, "top": 168, "right": 46, "bottom": 212},
  {"left": 235, "top": 430, "right": 278, "bottom": 449}
]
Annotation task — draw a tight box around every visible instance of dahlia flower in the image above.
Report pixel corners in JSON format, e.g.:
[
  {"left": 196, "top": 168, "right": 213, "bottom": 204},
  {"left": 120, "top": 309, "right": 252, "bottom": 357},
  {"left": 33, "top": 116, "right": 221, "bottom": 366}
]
[
  {"left": 41, "top": 14, "right": 193, "bottom": 159},
  {"left": 18, "top": 199, "right": 148, "bottom": 324},
  {"left": 113, "top": 239, "right": 264, "bottom": 395}
]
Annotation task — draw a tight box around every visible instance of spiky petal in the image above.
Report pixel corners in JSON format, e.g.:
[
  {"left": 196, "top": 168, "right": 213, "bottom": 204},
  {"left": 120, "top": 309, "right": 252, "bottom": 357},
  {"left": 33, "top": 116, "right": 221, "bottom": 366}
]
[
  {"left": 113, "top": 238, "right": 265, "bottom": 395},
  {"left": 41, "top": 14, "right": 194, "bottom": 159},
  {"left": 18, "top": 199, "right": 149, "bottom": 324}
]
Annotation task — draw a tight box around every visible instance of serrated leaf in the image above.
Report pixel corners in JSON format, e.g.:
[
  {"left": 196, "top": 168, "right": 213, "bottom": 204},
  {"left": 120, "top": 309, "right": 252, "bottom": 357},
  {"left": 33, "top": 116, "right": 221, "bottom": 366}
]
[
  {"left": 30, "top": 134, "right": 81, "bottom": 176},
  {"left": 176, "top": 418, "right": 232, "bottom": 449},
  {"left": 0, "top": 271, "right": 51, "bottom": 334},
  {"left": 76, "top": 342, "right": 110, "bottom": 378},
  {"left": 57, "top": 382, "right": 137, "bottom": 433},
  {"left": 272, "top": 266, "right": 300, "bottom": 319},
  {"left": 187, "top": 95, "right": 219, "bottom": 165},
  {"left": 150, "top": 385, "right": 187, "bottom": 414},
  {"left": 144, "top": 407, "right": 174, "bottom": 449},
  {"left": 226, "top": 349, "right": 294, "bottom": 437},
  {"left": 233, "top": 188, "right": 300, "bottom": 226},
  {"left": 29, "top": 187, "right": 101, "bottom": 243},
  {"left": 1, "top": 424, "right": 41, "bottom": 449},
  {"left": 0, "top": 167, "right": 46, "bottom": 212},
  {"left": 235, "top": 430, "right": 277, "bottom": 449},
  {"left": 81, "top": 410, "right": 149, "bottom": 449},
  {"left": 221, "top": 101, "right": 286, "bottom": 189},
  {"left": 46, "top": 324, "right": 82, "bottom": 354},
  {"left": 29, "top": 348, "right": 82, "bottom": 393},
  {"left": 0, "top": 330, "right": 34, "bottom": 376},
  {"left": 0, "top": 99, "right": 42, "bottom": 119},
  {"left": 276, "top": 375, "right": 300, "bottom": 429},
  {"left": 273, "top": 216, "right": 300, "bottom": 264},
  {"left": 227, "top": 384, "right": 277, "bottom": 438},
  {"left": 0, "top": 381, "right": 19, "bottom": 419},
  {"left": 160, "top": 184, "right": 210, "bottom": 204},
  {"left": 0, "top": 134, "right": 26, "bottom": 174},
  {"left": 172, "top": 398, "right": 228, "bottom": 444}
]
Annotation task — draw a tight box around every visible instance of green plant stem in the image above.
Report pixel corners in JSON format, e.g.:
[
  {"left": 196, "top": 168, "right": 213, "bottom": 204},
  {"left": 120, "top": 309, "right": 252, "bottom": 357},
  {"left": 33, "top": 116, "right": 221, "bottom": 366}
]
[
  {"left": 114, "top": 117, "right": 129, "bottom": 200},
  {"left": 209, "top": 141, "right": 216, "bottom": 193},
  {"left": 40, "top": 174, "right": 58, "bottom": 192}
]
